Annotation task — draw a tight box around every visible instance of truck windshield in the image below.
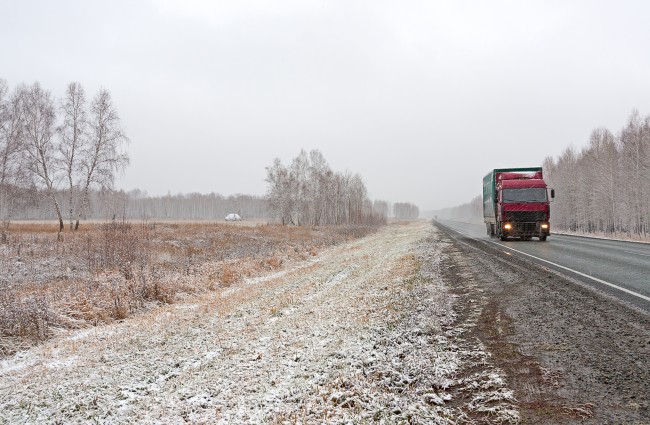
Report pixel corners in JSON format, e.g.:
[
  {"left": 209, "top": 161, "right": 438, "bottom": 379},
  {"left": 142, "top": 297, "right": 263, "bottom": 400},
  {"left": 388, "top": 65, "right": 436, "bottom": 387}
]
[{"left": 502, "top": 188, "right": 547, "bottom": 203}]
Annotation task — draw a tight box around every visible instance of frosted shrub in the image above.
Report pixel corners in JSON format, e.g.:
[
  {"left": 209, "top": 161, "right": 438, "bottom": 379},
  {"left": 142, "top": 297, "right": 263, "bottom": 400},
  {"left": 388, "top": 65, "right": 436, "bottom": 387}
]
[{"left": 0, "top": 292, "right": 51, "bottom": 356}]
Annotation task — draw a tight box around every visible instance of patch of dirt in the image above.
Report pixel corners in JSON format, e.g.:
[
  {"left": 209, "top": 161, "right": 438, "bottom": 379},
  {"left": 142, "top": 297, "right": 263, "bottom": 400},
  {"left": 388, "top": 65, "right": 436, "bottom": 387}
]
[{"left": 436, "top": 222, "right": 650, "bottom": 424}]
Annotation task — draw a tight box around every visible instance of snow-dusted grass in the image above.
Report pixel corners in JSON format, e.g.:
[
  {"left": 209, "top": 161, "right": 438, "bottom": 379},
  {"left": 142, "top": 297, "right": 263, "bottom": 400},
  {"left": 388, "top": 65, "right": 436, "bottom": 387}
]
[
  {"left": 0, "top": 221, "right": 519, "bottom": 423},
  {"left": 553, "top": 229, "right": 650, "bottom": 244},
  {"left": 0, "top": 221, "right": 376, "bottom": 357}
]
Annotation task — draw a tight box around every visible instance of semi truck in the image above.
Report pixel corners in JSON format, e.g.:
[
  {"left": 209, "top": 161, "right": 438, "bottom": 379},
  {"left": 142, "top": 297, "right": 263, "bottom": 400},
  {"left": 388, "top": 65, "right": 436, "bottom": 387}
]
[{"left": 483, "top": 167, "right": 554, "bottom": 241}]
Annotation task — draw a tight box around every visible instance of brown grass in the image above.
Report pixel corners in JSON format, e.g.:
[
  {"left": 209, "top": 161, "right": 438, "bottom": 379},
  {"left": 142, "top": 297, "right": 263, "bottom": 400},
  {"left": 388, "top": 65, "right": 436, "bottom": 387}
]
[
  {"left": 219, "top": 264, "right": 239, "bottom": 286},
  {"left": 0, "top": 220, "right": 379, "bottom": 357},
  {"left": 3, "top": 222, "right": 63, "bottom": 234}
]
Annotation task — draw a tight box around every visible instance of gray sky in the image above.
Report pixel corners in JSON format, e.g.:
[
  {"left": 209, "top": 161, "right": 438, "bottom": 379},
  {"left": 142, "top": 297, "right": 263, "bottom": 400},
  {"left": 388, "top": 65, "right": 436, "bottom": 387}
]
[{"left": 2, "top": 0, "right": 650, "bottom": 210}]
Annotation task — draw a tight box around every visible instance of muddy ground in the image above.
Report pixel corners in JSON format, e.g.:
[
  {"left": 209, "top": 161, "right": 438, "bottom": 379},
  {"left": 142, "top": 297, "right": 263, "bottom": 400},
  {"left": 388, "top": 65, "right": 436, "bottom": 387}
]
[{"left": 436, "top": 222, "right": 650, "bottom": 424}]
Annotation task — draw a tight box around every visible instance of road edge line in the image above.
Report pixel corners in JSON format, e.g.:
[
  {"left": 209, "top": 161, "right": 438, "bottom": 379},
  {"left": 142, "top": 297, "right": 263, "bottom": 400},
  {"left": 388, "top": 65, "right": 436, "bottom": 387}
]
[{"left": 489, "top": 241, "right": 650, "bottom": 303}]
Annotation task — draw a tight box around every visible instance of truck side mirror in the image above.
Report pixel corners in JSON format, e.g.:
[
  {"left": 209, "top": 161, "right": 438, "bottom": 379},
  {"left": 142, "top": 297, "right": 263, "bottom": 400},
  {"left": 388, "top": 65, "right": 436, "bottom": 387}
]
[{"left": 550, "top": 189, "right": 555, "bottom": 199}]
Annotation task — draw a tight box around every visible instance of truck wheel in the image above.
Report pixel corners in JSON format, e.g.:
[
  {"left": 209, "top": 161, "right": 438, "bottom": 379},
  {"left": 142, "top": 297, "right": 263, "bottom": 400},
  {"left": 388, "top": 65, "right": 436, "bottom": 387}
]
[
  {"left": 500, "top": 235, "right": 508, "bottom": 241},
  {"left": 539, "top": 235, "right": 547, "bottom": 241}
]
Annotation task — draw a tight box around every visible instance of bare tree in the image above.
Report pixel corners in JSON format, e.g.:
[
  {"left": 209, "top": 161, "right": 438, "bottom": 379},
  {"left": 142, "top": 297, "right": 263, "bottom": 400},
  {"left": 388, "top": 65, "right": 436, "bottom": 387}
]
[
  {"left": 552, "top": 147, "right": 580, "bottom": 231},
  {"left": 372, "top": 200, "right": 390, "bottom": 219},
  {"left": 585, "top": 128, "right": 619, "bottom": 233},
  {"left": 0, "top": 80, "right": 26, "bottom": 236},
  {"left": 266, "top": 158, "right": 294, "bottom": 224},
  {"left": 619, "top": 110, "right": 650, "bottom": 235},
  {"left": 393, "top": 202, "right": 419, "bottom": 220},
  {"left": 266, "top": 150, "right": 388, "bottom": 226},
  {"left": 543, "top": 110, "right": 650, "bottom": 237},
  {"left": 75, "top": 88, "right": 129, "bottom": 229},
  {"left": 289, "top": 150, "right": 310, "bottom": 225},
  {"left": 58, "top": 82, "right": 88, "bottom": 230},
  {"left": 347, "top": 173, "right": 367, "bottom": 224},
  {"left": 21, "top": 83, "right": 64, "bottom": 233},
  {"left": 0, "top": 80, "right": 131, "bottom": 228},
  {"left": 118, "top": 191, "right": 268, "bottom": 220},
  {"left": 308, "top": 150, "right": 330, "bottom": 225}
]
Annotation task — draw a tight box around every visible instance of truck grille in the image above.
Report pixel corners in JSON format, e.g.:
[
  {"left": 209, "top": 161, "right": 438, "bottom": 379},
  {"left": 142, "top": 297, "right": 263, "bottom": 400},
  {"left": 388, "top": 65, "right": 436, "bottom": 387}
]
[
  {"left": 506, "top": 211, "right": 545, "bottom": 222},
  {"left": 517, "top": 222, "right": 537, "bottom": 233}
]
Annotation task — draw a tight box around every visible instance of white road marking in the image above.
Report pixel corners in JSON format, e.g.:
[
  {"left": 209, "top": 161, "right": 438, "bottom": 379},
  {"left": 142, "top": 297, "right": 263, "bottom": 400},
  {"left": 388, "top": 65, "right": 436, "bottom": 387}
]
[
  {"left": 491, "top": 241, "right": 650, "bottom": 303},
  {"left": 436, "top": 222, "right": 650, "bottom": 303},
  {"left": 624, "top": 250, "right": 650, "bottom": 257}
]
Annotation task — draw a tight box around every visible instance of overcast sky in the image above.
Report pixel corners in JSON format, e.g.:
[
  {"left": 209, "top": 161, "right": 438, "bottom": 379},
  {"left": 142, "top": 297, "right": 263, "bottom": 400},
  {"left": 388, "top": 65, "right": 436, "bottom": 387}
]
[{"left": 2, "top": 0, "right": 649, "bottom": 210}]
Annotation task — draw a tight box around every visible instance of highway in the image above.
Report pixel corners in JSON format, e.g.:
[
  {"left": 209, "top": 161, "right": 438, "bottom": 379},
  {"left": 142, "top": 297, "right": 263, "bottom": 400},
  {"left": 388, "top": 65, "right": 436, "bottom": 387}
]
[{"left": 435, "top": 219, "right": 650, "bottom": 309}]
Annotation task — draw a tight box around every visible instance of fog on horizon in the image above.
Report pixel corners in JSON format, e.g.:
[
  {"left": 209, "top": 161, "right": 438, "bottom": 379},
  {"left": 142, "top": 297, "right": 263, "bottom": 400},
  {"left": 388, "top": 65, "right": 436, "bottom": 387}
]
[{"left": 2, "top": 0, "right": 649, "bottom": 211}]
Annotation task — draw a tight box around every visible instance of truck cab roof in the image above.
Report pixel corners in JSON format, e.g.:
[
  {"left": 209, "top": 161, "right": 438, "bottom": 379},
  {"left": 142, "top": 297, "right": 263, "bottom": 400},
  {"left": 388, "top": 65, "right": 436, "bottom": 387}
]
[{"left": 500, "top": 179, "right": 547, "bottom": 189}]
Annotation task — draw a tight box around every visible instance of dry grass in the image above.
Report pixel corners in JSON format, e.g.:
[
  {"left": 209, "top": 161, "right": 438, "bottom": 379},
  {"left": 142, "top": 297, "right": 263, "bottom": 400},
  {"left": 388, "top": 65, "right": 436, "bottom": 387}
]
[
  {"left": 219, "top": 264, "right": 239, "bottom": 286},
  {"left": 0, "top": 220, "right": 378, "bottom": 357}
]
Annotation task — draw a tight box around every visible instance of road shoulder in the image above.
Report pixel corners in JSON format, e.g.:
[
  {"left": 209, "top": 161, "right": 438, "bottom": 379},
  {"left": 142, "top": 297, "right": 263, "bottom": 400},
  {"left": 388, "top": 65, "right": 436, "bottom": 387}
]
[{"left": 435, "top": 222, "right": 650, "bottom": 424}]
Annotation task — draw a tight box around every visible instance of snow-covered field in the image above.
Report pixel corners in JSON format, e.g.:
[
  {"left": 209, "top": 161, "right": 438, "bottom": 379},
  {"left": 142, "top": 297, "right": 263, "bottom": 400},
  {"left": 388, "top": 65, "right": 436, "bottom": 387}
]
[{"left": 0, "top": 221, "right": 518, "bottom": 424}]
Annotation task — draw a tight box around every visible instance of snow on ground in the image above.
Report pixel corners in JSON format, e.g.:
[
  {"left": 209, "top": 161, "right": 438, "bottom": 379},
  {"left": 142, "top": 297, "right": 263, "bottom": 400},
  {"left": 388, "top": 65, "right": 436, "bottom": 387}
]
[
  {"left": 553, "top": 230, "right": 650, "bottom": 244},
  {"left": 0, "top": 221, "right": 518, "bottom": 424}
]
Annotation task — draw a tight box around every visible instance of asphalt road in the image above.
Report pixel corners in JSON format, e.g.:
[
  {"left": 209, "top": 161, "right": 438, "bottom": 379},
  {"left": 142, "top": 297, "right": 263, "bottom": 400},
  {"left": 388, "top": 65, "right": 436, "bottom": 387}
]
[{"left": 435, "top": 219, "right": 650, "bottom": 310}]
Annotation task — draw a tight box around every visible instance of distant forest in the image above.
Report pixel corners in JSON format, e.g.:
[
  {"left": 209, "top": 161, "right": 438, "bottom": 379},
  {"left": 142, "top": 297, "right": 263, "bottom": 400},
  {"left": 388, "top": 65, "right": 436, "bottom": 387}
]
[
  {"left": 265, "top": 149, "right": 418, "bottom": 225},
  {"left": 8, "top": 188, "right": 271, "bottom": 221},
  {"left": 1, "top": 80, "right": 421, "bottom": 231},
  {"left": 441, "top": 110, "right": 650, "bottom": 238},
  {"left": 8, "top": 186, "right": 419, "bottom": 223},
  {"left": 543, "top": 110, "right": 650, "bottom": 237}
]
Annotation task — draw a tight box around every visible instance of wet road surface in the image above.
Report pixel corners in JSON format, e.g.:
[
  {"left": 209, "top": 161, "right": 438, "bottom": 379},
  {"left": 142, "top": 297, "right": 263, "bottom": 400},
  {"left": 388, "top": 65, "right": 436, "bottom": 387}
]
[{"left": 436, "top": 219, "right": 650, "bottom": 310}]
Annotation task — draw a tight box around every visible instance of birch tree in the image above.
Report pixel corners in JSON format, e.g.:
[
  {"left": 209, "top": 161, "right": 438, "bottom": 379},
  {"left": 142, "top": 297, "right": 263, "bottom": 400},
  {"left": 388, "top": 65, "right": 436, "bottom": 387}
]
[
  {"left": 307, "top": 150, "right": 329, "bottom": 225},
  {"left": 372, "top": 200, "right": 390, "bottom": 219},
  {"left": 586, "top": 128, "right": 619, "bottom": 232},
  {"left": 289, "top": 150, "right": 309, "bottom": 225},
  {"left": 0, "top": 80, "right": 26, "bottom": 234},
  {"left": 393, "top": 202, "right": 419, "bottom": 219},
  {"left": 75, "top": 88, "right": 129, "bottom": 229},
  {"left": 21, "top": 83, "right": 64, "bottom": 232},
  {"left": 554, "top": 147, "right": 579, "bottom": 230},
  {"left": 619, "top": 110, "right": 650, "bottom": 235},
  {"left": 265, "top": 158, "right": 294, "bottom": 224},
  {"left": 58, "top": 82, "right": 87, "bottom": 230},
  {"left": 347, "top": 173, "right": 367, "bottom": 224},
  {"left": 265, "top": 150, "right": 388, "bottom": 226},
  {"left": 543, "top": 110, "right": 650, "bottom": 237}
]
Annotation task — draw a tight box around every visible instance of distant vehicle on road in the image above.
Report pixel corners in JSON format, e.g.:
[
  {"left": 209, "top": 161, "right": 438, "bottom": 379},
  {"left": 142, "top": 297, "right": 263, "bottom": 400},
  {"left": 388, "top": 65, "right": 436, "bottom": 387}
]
[
  {"left": 483, "top": 167, "right": 554, "bottom": 241},
  {"left": 225, "top": 213, "right": 242, "bottom": 221}
]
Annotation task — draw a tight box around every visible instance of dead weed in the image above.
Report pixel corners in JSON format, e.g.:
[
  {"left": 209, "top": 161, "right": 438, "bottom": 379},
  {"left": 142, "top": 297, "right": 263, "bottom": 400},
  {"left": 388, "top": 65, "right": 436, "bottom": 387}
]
[{"left": 0, "top": 221, "right": 378, "bottom": 357}]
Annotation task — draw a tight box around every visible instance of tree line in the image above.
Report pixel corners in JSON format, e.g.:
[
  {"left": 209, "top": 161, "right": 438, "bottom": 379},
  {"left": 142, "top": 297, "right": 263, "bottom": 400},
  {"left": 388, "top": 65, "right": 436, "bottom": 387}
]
[
  {"left": 543, "top": 110, "right": 650, "bottom": 236},
  {"left": 124, "top": 191, "right": 269, "bottom": 220},
  {"left": 12, "top": 185, "right": 424, "bottom": 223},
  {"left": 393, "top": 202, "right": 420, "bottom": 220},
  {"left": 266, "top": 149, "right": 398, "bottom": 225},
  {"left": 0, "top": 79, "right": 129, "bottom": 235},
  {"left": 2, "top": 79, "right": 421, "bottom": 229},
  {"left": 8, "top": 188, "right": 270, "bottom": 222},
  {"left": 433, "top": 196, "right": 482, "bottom": 223},
  {"left": 438, "top": 109, "right": 650, "bottom": 238},
  {"left": 14, "top": 186, "right": 418, "bottom": 223}
]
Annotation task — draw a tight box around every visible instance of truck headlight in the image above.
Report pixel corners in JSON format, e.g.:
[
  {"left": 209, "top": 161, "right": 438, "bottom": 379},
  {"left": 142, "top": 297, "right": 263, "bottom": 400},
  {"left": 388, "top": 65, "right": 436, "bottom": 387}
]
[
  {"left": 504, "top": 223, "right": 512, "bottom": 230},
  {"left": 541, "top": 223, "right": 549, "bottom": 229}
]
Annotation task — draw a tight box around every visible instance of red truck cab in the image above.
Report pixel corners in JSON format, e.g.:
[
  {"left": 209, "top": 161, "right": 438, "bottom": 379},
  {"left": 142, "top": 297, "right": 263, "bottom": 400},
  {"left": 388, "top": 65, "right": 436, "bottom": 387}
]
[{"left": 483, "top": 168, "right": 554, "bottom": 241}]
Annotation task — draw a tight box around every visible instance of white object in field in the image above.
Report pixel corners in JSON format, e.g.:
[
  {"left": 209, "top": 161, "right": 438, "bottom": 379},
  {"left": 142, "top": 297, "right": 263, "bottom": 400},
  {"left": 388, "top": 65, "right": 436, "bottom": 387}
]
[{"left": 225, "top": 213, "right": 241, "bottom": 221}]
